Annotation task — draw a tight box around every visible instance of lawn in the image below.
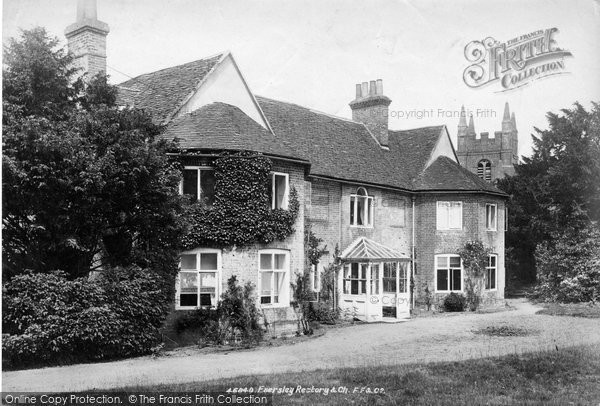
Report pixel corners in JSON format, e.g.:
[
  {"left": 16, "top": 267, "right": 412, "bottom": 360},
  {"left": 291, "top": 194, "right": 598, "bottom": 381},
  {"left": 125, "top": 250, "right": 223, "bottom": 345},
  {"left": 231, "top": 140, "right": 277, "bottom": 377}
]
[
  {"left": 536, "top": 301, "right": 600, "bottom": 318},
  {"left": 112, "top": 344, "right": 600, "bottom": 405}
]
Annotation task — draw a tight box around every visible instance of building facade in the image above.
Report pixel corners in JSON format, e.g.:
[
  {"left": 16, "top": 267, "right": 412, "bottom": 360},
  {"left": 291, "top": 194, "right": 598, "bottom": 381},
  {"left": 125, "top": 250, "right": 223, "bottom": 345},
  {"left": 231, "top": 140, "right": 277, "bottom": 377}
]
[{"left": 66, "top": 0, "right": 508, "bottom": 337}]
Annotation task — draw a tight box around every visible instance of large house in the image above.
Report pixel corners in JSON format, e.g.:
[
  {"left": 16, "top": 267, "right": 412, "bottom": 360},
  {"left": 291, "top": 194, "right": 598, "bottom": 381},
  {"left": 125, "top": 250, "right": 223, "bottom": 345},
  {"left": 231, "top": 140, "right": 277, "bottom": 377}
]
[{"left": 65, "top": 1, "right": 507, "bottom": 332}]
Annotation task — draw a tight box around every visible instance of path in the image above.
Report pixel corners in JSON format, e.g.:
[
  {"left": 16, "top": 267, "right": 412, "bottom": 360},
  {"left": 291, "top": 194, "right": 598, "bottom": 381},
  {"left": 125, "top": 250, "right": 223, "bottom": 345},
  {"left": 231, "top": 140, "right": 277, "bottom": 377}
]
[{"left": 3, "top": 299, "right": 599, "bottom": 392}]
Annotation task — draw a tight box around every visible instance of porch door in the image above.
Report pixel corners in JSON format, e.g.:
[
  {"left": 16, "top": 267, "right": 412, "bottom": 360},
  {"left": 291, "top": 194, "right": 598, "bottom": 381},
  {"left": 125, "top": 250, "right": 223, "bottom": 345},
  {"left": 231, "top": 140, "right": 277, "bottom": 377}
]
[
  {"left": 382, "top": 262, "right": 398, "bottom": 318},
  {"left": 396, "top": 262, "right": 410, "bottom": 318},
  {"left": 366, "top": 263, "right": 382, "bottom": 321}
]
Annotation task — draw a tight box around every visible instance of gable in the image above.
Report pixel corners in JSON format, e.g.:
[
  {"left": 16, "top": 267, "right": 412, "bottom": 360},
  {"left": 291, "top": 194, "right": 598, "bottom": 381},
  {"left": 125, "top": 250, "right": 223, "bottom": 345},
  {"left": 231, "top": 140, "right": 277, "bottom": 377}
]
[
  {"left": 173, "top": 53, "right": 271, "bottom": 130},
  {"left": 116, "top": 54, "right": 223, "bottom": 124},
  {"left": 424, "top": 126, "right": 459, "bottom": 168}
]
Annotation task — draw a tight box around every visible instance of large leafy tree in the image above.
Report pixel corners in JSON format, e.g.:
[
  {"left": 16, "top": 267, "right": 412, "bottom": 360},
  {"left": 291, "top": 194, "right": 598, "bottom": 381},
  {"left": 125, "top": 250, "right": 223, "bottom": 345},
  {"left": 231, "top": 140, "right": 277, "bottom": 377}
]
[
  {"left": 497, "top": 102, "right": 600, "bottom": 281},
  {"left": 2, "top": 28, "right": 185, "bottom": 282}
]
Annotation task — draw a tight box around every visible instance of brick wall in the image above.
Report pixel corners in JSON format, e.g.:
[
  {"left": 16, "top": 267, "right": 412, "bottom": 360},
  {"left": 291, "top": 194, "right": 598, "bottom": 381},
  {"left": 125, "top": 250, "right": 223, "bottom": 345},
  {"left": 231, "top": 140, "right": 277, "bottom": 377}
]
[
  {"left": 162, "top": 159, "right": 306, "bottom": 343},
  {"left": 66, "top": 29, "right": 108, "bottom": 78},
  {"left": 306, "top": 179, "right": 413, "bottom": 269},
  {"left": 414, "top": 193, "right": 505, "bottom": 307}
]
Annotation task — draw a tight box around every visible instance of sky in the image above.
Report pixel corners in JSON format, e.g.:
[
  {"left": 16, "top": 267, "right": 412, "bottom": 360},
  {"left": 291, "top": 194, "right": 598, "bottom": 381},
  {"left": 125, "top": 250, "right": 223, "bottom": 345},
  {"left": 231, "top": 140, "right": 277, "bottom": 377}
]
[{"left": 3, "top": 0, "right": 600, "bottom": 158}]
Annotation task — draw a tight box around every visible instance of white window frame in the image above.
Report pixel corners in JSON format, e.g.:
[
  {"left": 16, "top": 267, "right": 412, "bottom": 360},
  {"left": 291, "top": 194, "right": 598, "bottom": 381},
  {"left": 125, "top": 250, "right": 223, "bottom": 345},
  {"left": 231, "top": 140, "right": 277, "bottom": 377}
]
[
  {"left": 258, "top": 249, "right": 290, "bottom": 307},
  {"left": 436, "top": 201, "right": 463, "bottom": 230},
  {"left": 342, "top": 262, "right": 368, "bottom": 296},
  {"left": 271, "top": 172, "right": 289, "bottom": 210},
  {"left": 485, "top": 254, "right": 497, "bottom": 291},
  {"left": 350, "top": 187, "right": 374, "bottom": 228},
  {"left": 310, "top": 263, "right": 321, "bottom": 292},
  {"left": 486, "top": 203, "right": 497, "bottom": 231},
  {"left": 179, "top": 166, "right": 216, "bottom": 203},
  {"left": 176, "top": 248, "right": 221, "bottom": 310},
  {"left": 434, "top": 254, "right": 463, "bottom": 293}
]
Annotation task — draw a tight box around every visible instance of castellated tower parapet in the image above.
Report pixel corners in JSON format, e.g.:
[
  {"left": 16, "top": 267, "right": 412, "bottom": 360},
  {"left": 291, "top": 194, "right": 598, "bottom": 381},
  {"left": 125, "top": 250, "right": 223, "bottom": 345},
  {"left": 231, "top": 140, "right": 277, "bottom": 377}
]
[{"left": 456, "top": 102, "right": 519, "bottom": 182}]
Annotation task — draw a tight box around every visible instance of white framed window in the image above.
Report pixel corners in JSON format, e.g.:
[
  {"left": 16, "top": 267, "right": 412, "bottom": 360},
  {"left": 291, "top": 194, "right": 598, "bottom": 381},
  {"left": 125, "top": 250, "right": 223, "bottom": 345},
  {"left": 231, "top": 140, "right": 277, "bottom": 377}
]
[
  {"left": 485, "top": 254, "right": 497, "bottom": 290},
  {"left": 435, "top": 254, "right": 462, "bottom": 292},
  {"left": 486, "top": 203, "right": 497, "bottom": 231},
  {"left": 350, "top": 187, "right": 374, "bottom": 227},
  {"left": 383, "top": 262, "right": 397, "bottom": 293},
  {"left": 310, "top": 263, "right": 321, "bottom": 292},
  {"left": 343, "top": 263, "right": 367, "bottom": 295},
  {"left": 259, "top": 250, "right": 290, "bottom": 306},
  {"left": 270, "top": 172, "right": 289, "bottom": 210},
  {"left": 180, "top": 166, "right": 216, "bottom": 205},
  {"left": 176, "top": 249, "right": 221, "bottom": 309},
  {"left": 436, "top": 201, "right": 462, "bottom": 230}
]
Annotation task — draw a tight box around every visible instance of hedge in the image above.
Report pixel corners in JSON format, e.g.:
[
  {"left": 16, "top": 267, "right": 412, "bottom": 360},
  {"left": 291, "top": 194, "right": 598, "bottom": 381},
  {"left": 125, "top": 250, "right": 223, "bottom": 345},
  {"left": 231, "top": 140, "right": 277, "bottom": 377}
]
[{"left": 2, "top": 267, "right": 169, "bottom": 369}]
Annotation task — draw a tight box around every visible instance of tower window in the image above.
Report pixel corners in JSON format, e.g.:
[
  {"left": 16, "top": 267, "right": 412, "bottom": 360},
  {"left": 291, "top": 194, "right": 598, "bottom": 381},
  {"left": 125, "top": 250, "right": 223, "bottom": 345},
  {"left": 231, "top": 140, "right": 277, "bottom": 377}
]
[{"left": 477, "top": 160, "right": 492, "bottom": 181}]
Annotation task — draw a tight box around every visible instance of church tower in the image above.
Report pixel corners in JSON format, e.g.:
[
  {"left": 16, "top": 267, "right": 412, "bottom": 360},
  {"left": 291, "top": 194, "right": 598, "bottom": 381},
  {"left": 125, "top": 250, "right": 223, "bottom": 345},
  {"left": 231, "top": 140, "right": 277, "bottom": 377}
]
[
  {"left": 456, "top": 102, "right": 518, "bottom": 182},
  {"left": 64, "top": 0, "right": 110, "bottom": 79}
]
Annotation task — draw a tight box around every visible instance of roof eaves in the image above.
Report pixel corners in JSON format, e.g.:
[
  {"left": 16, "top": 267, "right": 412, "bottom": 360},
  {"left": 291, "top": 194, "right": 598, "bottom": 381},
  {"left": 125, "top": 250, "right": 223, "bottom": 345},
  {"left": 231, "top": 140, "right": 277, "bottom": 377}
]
[
  {"left": 309, "top": 174, "right": 415, "bottom": 194},
  {"left": 415, "top": 188, "right": 509, "bottom": 197}
]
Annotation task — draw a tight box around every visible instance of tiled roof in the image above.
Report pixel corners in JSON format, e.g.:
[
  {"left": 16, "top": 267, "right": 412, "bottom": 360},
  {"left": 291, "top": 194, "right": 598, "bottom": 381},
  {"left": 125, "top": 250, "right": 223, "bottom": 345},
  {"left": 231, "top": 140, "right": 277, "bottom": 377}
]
[
  {"left": 341, "top": 237, "right": 410, "bottom": 262},
  {"left": 414, "top": 156, "right": 502, "bottom": 194},
  {"left": 162, "top": 102, "right": 306, "bottom": 160},
  {"left": 116, "top": 58, "right": 505, "bottom": 195},
  {"left": 257, "top": 96, "right": 444, "bottom": 190},
  {"left": 116, "top": 54, "right": 224, "bottom": 124}
]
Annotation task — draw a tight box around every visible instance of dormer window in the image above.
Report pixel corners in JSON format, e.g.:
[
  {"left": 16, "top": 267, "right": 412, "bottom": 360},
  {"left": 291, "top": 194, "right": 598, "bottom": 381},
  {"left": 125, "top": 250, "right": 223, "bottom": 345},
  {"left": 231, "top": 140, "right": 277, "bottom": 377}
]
[
  {"left": 181, "top": 167, "right": 216, "bottom": 205},
  {"left": 269, "top": 172, "right": 289, "bottom": 210},
  {"left": 350, "top": 187, "right": 373, "bottom": 227}
]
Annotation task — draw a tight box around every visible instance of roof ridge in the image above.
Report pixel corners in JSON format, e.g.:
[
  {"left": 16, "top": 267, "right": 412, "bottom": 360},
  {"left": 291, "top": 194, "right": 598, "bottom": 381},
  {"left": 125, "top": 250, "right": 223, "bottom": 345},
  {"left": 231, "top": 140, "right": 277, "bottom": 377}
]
[
  {"left": 256, "top": 95, "right": 360, "bottom": 125},
  {"left": 389, "top": 125, "right": 445, "bottom": 134},
  {"left": 119, "top": 52, "right": 225, "bottom": 85}
]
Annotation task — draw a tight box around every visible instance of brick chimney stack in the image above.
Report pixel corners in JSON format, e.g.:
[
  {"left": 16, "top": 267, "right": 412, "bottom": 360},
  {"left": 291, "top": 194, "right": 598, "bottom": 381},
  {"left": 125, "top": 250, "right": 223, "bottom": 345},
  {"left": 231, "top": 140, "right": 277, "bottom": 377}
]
[
  {"left": 349, "top": 79, "right": 392, "bottom": 147},
  {"left": 65, "top": 0, "right": 110, "bottom": 79}
]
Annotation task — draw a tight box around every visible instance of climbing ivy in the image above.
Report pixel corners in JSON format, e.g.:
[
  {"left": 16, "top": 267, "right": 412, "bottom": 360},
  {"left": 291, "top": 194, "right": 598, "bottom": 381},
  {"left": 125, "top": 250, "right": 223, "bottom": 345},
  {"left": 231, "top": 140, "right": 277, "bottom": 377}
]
[{"left": 180, "top": 152, "right": 299, "bottom": 249}]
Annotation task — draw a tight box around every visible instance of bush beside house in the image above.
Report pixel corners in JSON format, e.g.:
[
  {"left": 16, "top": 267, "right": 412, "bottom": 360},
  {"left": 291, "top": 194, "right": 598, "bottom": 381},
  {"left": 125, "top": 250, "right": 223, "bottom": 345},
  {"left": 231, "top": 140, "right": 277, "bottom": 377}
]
[{"left": 2, "top": 268, "right": 168, "bottom": 369}]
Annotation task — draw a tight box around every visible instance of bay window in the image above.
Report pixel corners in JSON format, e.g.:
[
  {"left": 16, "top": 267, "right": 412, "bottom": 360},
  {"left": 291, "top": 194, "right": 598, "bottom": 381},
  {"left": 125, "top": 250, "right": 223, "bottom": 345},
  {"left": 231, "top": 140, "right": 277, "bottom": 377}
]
[
  {"left": 486, "top": 203, "right": 497, "bottom": 231},
  {"left": 435, "top": 254, "right": 462, "bottom": 292},
  {"left": 181, "top": 166, "right": 216, "bottom": 205},
  {"left": 259, "top": 250, "right": 290, "bottom": 306},
  {"left": 485, "top": 254, "right": 497, "bottom": 290},
  {"left": 270, "top": 172, "right": 289, "bottom": 210},
  {"left": 177, "top": 249, "right": 220, "bottom": 309},
  {"left": 436, "top": 201, "right": 462, "bottom": 230}
]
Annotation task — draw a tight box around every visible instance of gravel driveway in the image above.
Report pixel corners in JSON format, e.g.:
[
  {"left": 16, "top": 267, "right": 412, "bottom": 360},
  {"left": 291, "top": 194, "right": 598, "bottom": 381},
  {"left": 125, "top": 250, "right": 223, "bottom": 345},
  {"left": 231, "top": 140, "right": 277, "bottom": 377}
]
[{"left": 3, "top": 299, "right": 599, "bottom": 392}]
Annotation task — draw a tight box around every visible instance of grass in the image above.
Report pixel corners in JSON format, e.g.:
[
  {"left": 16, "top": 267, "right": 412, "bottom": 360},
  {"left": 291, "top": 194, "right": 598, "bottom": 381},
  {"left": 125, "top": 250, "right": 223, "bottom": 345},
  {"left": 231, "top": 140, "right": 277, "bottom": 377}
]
[
  {"left": 109, "top": 344, "right": 600, "bottom": 405},
  {"left": 536, "top": 301, "right": 600, "bottom": 318}
]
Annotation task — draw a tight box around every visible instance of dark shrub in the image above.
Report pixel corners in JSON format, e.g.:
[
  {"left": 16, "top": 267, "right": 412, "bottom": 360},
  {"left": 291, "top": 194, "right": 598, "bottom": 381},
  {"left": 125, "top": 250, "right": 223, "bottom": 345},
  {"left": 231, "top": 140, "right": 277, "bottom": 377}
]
[
  {"left": 304, "top": 301, "right": 338, "bottom": 324},
  {"left": 217, "top": 276, "right": 263, "bottom": 344},
  {"left": 2, "top": 267, "right": 169, "bottom": 369},
  {"left": 443, "top": 292, "right": 466, "bottom": 312},
  {"left": 170, "top": 276, "right": 263, "bottom": 346},
  {"left": 174, "top": 308, "right": 219, "bottom": 335}
]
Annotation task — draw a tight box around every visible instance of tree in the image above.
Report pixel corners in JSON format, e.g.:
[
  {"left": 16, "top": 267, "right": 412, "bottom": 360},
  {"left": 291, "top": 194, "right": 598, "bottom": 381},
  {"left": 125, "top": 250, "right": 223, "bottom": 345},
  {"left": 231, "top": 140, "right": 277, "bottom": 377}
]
[
  {"left": 2, "top": 28, "right": 185, "bottom": 283},
  {"left": 2, "top": 27, "right": 82, "bottom": 120},
  {"left": 497, "top": 102, "right": 600, "bottom": 281}
]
